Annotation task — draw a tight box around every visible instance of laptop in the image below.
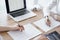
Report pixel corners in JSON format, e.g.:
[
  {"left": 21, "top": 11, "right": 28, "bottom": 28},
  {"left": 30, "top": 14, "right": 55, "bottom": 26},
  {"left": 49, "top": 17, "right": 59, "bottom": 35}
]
[{"left": 5, "top": 0, "right": 36, "bottom": 21}]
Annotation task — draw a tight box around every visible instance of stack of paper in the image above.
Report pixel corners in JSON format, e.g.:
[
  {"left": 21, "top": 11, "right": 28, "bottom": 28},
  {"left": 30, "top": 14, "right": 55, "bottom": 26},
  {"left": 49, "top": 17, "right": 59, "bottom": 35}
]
[
  {"left": 8, "top": 24, "right": 42, "bottom": 40},
  {"left": 33, "top": 17, "right": 60, "bottom": 32}
]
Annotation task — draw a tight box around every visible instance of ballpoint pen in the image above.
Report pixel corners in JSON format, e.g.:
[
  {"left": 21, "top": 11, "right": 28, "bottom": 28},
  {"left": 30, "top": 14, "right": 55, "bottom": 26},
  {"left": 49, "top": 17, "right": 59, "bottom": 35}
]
[
  {"left": 15, "top": 21, "right": 24, "bottom": 31},
  {"left": 15, "top": 21, "right": 21, "bottom": 27}
]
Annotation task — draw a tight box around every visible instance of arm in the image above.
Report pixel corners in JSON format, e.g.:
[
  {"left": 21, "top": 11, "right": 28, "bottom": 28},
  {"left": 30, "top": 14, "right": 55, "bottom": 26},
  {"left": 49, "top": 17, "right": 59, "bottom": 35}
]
[
  {"left": 0, "top": 25, "right": 24, "bottom": 32},
  {"left": 0, "top": 26, "right": 17, "bottom": 32},
  {"left": 50, "top": 13, "right": 60, "bottom": 22}
]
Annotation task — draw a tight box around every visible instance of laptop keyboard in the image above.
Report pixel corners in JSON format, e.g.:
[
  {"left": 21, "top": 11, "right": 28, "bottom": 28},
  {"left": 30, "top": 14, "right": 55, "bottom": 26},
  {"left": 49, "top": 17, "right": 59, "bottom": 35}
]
[{"left": 10, "top": 10, "right": 30, "bottom": 17}]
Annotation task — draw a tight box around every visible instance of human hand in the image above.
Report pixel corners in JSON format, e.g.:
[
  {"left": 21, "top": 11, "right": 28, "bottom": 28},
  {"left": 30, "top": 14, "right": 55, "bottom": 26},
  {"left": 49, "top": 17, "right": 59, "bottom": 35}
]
[
  {"left": 46, "top": 19, "right": 51, "bottom": 27},
  {"left": 45, "top": 16, "right": 51, "bottom": 27},
  {"left": 15, "top": 24, "right": 24, "bottom": 32}
]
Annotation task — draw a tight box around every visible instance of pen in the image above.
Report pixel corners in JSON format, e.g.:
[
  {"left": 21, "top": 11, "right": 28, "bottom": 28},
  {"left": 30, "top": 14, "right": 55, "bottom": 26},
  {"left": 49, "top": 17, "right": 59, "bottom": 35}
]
[
  {"left": 15, "top": 21, "right": 24, "bottom": 31},
  {"left": 15, "top": 21, "right": 21, "bottom": 27}
]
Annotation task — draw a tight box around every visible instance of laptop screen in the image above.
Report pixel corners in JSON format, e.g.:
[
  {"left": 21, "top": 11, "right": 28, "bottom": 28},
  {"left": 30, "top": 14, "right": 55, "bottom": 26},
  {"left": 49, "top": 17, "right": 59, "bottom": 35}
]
[{"left": 5, "top": 0, "right": 26, "bottom": 13}]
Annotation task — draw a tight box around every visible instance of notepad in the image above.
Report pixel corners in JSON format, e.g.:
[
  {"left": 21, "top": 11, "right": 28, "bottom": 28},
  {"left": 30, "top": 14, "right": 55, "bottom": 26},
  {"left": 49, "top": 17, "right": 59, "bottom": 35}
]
[
  {"left": 0, "top": 35, "right": 3, "bottom": 40},
  {"left": 33, "top": 17, "right": 60, "bottom": 32},
  {"left": 8, "top": 23, "right": 42, "bottom": 40}
]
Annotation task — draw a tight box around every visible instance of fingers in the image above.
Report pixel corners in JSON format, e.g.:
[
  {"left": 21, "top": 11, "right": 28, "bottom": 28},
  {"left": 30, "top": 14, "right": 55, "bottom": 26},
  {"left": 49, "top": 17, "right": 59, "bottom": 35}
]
[
  {"left": 18, "top": 25, "right": 24, "bottom": 30},
  {"left": 45, "top": 17, "right": 51, "bottom": 27},
  {"left": 46, "top": 22, "right": 51, "bottom": 27},
  {"left": 17, "top": 24, "right": 24, "bottom": 32},
  {"left": 19, "top": 26, "right": 24, "bottom": 32}
]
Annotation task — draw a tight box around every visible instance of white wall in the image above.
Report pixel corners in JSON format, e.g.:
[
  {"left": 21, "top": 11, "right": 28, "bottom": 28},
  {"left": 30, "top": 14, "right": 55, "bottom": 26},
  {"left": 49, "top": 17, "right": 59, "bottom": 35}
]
[
  {"left": 0, "top": 0, "right": 6, "bottom": 12},
  {"left": 38, "top": 0, "right": 53, "bottom": 8},
  {"left": 26, "top": 0, "right": 34, "bottom": 9},
  {"left": 0, "top": 0, "right": 7, "bottom": 26}
]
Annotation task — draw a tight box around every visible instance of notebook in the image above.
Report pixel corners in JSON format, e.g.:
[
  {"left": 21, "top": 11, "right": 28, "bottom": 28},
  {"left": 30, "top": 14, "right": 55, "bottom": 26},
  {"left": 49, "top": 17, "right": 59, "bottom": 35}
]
[
  {"left": 33, "top": 16, "right": 60, "bottom": 32},
  {"left": 8, "top": 23, "right": 42, "bottom": 40}
]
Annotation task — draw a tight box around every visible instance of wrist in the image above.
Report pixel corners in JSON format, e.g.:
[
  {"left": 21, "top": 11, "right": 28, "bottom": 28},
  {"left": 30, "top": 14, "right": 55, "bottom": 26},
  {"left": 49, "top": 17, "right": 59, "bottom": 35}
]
[{"left": 8, "top": 27, "right": 18, "bottom": 31}]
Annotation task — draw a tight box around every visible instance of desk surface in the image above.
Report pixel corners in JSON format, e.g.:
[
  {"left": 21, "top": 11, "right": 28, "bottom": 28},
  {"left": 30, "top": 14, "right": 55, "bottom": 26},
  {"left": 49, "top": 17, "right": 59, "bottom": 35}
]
[{"left": 0, "top": 10, "right": 60, "bottom": 40}]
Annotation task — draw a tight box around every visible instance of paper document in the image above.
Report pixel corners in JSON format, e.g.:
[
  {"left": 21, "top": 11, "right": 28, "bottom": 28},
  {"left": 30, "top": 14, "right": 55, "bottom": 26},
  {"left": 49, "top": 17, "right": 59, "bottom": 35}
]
[
  {"left": 8, "top": 24, "right": 42, "bottom": 40},
  {"left": 33, "top": 17, "right": 60, "bottom": 32}
]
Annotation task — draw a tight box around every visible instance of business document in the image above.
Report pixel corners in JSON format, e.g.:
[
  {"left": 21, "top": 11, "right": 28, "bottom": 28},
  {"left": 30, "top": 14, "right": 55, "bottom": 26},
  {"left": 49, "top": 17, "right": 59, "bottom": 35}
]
[{"left": 8, "top": 23, "right": 42, "bottom": 40}]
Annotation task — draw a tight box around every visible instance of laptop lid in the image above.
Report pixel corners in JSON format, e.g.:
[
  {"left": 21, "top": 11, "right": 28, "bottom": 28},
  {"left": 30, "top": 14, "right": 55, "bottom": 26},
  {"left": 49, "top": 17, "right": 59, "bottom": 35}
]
[{"left": 5, "top": 0, "right": 26, "bottom": 13}]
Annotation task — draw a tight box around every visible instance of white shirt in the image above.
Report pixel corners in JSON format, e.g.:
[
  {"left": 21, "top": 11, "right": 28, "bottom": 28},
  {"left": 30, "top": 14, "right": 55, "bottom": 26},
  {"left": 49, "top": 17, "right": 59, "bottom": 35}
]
[
  {"left": 50, "top": 0, "right": 60, "bottom": 15},
  {"left": 57, "top": 0, "right": 60, "bottom": 14}
]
